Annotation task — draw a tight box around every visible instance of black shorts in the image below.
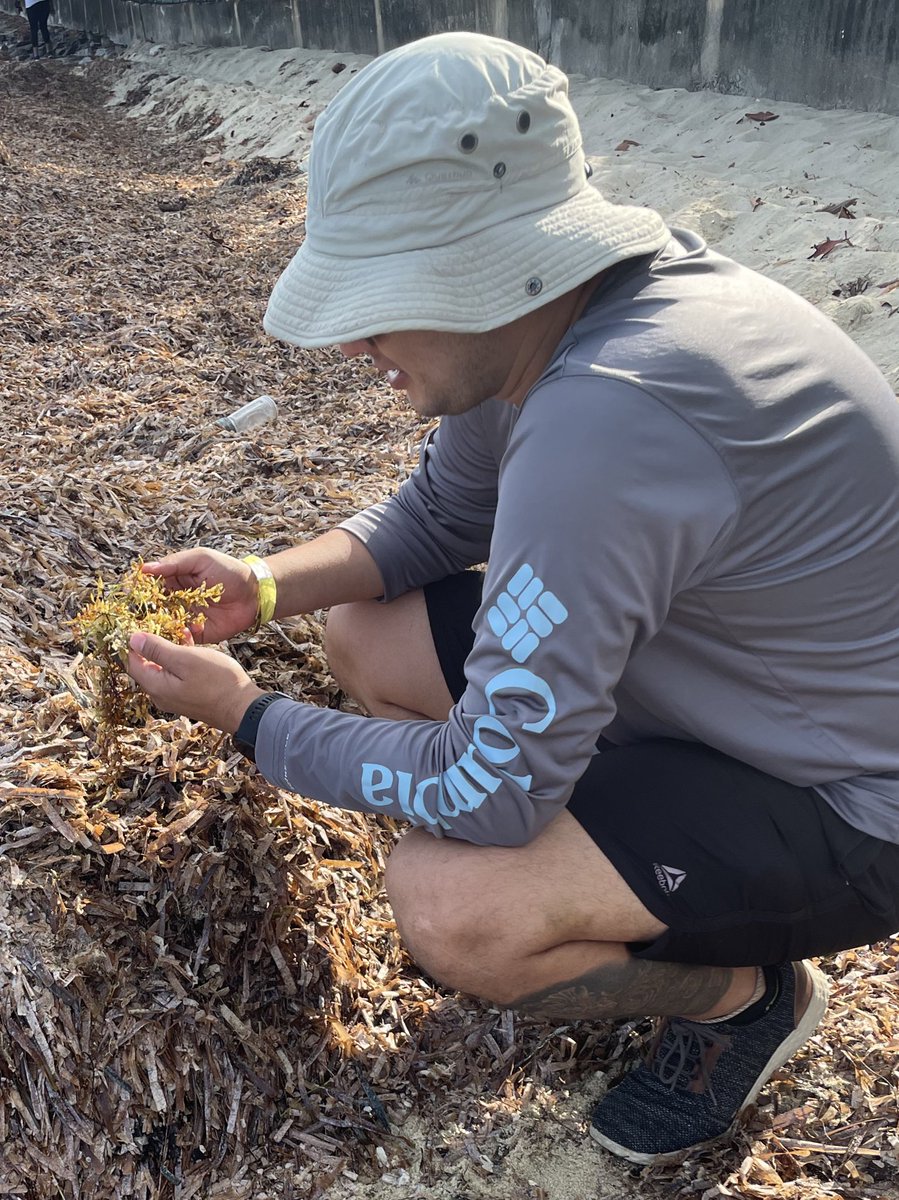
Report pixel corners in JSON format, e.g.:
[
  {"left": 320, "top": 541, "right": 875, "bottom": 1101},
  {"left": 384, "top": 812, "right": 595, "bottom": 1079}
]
[{"left": 424, "top": 570, "right": 899, "bottom": 967}]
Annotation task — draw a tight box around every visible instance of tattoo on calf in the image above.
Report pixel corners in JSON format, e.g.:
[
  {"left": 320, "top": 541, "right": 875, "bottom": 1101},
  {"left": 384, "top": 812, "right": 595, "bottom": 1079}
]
[{"left": 511, "top": 959, "right": 734, "bottom": 1021}]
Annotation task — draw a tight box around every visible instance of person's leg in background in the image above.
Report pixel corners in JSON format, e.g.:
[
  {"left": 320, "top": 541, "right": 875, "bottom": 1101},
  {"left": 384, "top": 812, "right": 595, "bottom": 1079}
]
[
  {"left": 26, "top": 1, "right": 52, "bottom": 56},
  {"left": 26, "top": 4, "right": 41, "bottom": 58},
  {"left": 38, "top": 3, "right": 52, "bottom": 55}
]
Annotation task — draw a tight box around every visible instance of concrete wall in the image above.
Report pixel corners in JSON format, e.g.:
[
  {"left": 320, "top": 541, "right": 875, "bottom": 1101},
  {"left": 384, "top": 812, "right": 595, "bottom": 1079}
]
[
  {"left": 544, "top": 0, "right": 707, "bottom": 88},
  {"left": 716, "top": 0, "right": 899, "bottom": 113},
  {"left": 4, "top": 0, "right": 898, "bottom": 115},
  {"left": 541, "top": 0, "right": 898, "bottom": 114}
]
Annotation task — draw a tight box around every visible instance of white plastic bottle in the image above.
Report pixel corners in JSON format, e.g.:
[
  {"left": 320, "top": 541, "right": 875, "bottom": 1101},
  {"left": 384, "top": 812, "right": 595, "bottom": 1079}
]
[{"left": 217, "top": 395, "right": 279, "bottom": 432}]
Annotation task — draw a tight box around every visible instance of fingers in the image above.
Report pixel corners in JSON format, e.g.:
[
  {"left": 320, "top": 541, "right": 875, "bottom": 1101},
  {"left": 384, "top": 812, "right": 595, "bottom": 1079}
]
[
  {"left": 125, "top": 633, "right": 261, "bottom": 730},
  {"left": 126, "top": 632, "right": 203, "bottom": 714},
  {"left": 141, "top": 548, "right": 208, "bottom": 581},
  {"left": 136, "top": 550, "right": 256, "bottom": 644},
  {"left": 127, "top": 630, "right": 197, "bottom": 678},
  {"left": 140, "top": 547, "right": 244, "bottom": 591}
]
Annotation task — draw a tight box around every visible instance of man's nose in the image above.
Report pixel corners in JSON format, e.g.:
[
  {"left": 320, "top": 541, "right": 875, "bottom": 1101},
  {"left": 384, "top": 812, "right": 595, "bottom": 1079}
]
[{"left": 338, "top": 339, "right": 374, "bottom": 359}]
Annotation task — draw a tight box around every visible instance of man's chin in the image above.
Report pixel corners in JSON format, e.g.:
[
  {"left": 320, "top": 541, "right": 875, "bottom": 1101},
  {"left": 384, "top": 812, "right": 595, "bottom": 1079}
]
[
  {"left": 409, "top": 391, "right": 489, "bottom": 419},
  {"left": 405, "top": 388, "right": 442, "bottom": 418}
]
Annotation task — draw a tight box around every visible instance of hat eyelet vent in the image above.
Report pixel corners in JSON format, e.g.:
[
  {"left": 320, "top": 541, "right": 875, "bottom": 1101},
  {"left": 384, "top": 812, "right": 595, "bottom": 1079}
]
[
  {"left": 516, "top": 110, "right": 531, "bottom": 133},
  {"left": 493, "top": 162, "right": 507, "bottom": 179},
  {"left": 459, "top": 132, "right": 479, "bottom": 153}
]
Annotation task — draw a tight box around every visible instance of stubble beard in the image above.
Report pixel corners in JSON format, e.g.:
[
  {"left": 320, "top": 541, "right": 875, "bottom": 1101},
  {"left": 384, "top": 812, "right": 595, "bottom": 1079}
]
[{"left": 406, "top": 337, "right": 507, "bottom": 418}]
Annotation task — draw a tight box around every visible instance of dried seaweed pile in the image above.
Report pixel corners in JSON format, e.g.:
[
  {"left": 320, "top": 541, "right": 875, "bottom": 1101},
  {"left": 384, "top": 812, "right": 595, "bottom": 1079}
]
[
  {"left": 0, "top": 57, "right": 897, "bottom": 1200},
  {"left": 0, "top": 60, "right": 605, "bottom": 1200}
]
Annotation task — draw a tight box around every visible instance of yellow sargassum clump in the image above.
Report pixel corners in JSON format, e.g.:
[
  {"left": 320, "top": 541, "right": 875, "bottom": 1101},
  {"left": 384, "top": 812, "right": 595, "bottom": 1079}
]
[{"left": 72, "top": 561, "right": 222, "bottom": 768}]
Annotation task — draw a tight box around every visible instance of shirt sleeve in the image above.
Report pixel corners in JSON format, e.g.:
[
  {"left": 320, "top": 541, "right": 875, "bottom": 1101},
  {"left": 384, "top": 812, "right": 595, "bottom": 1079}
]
[
  {"left": 255, "top": 377, "right": 739, "bottom": 845},
  {"left": 338, "top": 401, "right": 509, "bottom": 600}
]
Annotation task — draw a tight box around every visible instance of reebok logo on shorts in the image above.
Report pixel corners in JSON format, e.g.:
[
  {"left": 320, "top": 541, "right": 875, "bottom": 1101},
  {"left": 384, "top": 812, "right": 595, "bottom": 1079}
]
[{"left": 653, "top": 863, "right": 687, "bottom": 893}]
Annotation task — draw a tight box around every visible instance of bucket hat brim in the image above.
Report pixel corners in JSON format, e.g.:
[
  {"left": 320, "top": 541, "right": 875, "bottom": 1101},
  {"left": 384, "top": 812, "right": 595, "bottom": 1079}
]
[{"left": 263, "top": 183, "right": 670, "bottom": 349}]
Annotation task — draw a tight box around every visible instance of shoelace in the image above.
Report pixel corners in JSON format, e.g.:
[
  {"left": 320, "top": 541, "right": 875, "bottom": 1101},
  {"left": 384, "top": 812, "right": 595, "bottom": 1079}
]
[{"left": 647, "top": 1019, "right": 732, "bottom": 1106}]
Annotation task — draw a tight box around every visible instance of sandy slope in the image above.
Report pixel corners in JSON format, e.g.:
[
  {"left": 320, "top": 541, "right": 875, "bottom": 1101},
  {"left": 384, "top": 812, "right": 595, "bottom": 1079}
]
[{"left": 106, "top": 38, "right": 899, "bottom": 391}]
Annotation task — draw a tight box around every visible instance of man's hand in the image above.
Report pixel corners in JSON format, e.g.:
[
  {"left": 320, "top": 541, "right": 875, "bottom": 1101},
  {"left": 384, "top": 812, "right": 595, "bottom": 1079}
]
[
  {"left": 127, "top": 632, "right": 264, "bottom": 732},
  {"left": 141, "top": 548, "right": 260, "bottom": 643}
]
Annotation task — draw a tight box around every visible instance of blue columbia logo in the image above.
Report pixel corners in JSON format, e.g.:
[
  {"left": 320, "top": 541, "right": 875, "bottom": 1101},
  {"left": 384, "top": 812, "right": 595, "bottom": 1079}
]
[{"left": 487, "top": 563, "right": 568, "bottom": 663}]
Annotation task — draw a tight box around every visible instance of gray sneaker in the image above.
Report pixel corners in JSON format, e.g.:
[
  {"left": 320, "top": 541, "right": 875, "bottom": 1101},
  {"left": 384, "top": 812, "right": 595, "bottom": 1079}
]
[{"left": 590, "top": 960, "right": 829, "bottom": 1164}]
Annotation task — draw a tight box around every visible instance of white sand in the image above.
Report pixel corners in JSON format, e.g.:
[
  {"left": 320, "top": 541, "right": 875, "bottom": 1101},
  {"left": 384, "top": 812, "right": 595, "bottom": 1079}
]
[{"left": 107, "top": 40, "right": 899, "bottom": 390}]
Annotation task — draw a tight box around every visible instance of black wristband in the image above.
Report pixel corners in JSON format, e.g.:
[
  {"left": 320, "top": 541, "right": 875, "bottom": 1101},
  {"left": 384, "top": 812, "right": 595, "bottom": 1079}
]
[{"left": 232, "top": 691, "right": 288, "bottom": 764}]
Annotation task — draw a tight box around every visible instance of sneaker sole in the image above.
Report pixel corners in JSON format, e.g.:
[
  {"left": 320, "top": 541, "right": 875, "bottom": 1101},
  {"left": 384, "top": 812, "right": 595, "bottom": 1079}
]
[{"left": 589, "top": 961, "right": 830, "bottom": 1165}]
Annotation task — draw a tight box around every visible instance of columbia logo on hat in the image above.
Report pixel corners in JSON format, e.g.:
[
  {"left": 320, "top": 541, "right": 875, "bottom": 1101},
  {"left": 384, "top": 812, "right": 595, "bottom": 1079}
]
[{"left": 407, "top": 167, "right": 474, "bottom": 188}]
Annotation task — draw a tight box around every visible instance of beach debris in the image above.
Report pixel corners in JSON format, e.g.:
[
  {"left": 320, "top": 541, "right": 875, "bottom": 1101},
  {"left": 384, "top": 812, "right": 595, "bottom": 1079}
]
[
  {"left": 217, "top": 393, "right": 279, "bottom": 432},
  {"left": 750, "top": 196, "right": 764, "bottom": 211},
  {"left": 332, "top": 61, "right": 347, "bottom": 73},
  {"left": 832, "top": 276, "right": 870, "bottom": 297},
  {"left": 614, "top": 138, "right": 640, "bottom": 151},
  {"left": 228, "top": 155, "right": 296, "bottom": 186},
  {"left": 72, "top": 562, "right": 222, "bottom": 768},
  {"left": 878, "top": 277, "right": 899, "bottom": 294},
  {"left": 808, "top": 232, "right": 853, "bottom": 260},
  {"left": 817, "top": 197, "right": 858, "bottom": 219},
  {"left": 743, "top": 110, "right": 779, "bottom": 124},
  {"left": 356, "top": 1064, "right": 392, "bottom": 1131},
  {"left": 157, "top": 195, "right": 189, "bottom": 212}
]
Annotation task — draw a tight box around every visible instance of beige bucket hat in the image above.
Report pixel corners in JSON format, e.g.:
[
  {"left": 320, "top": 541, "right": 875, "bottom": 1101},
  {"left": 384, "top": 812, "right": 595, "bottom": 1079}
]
[{"left": 264, "top": 31, "right": 670, "bottom": 348}]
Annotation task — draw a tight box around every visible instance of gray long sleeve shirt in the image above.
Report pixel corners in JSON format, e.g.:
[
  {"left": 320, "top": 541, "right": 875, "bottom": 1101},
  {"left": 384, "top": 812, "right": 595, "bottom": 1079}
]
[{"left": 256, "top": 230, "right": 899, "bottom": 847}]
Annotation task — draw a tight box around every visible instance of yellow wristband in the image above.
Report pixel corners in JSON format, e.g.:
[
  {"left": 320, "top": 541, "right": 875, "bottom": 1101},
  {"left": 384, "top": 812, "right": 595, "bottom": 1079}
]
[{"left": 243, "top": 555, "right": 277, "bottom": 632}]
